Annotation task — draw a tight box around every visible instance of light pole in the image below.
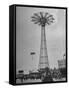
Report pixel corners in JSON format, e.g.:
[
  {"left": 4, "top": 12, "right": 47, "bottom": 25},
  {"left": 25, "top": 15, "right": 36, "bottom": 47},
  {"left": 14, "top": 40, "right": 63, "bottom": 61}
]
[
  {"left": 18, "top": 70, "right": 24, "bottom": 83},
  {"left": 30, "top": 52, "right": 35, "bottom": 61},
  {"left": 30, "top": 52, "right": 36, "bottom": 71}
]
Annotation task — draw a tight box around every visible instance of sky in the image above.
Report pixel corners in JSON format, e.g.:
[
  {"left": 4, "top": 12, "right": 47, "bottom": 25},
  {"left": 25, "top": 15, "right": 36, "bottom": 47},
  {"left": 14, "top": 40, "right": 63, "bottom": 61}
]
[{"left": 16, "top": 6, "right": 66, "bottom": 73}]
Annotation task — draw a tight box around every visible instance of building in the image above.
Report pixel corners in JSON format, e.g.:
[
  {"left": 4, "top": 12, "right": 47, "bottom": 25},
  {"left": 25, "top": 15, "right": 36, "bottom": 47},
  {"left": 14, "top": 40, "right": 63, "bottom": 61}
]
[
  {"left": 58, "top": 54, "right": 66, "bottom": 78},
  {"left": 58, "top": 54, "right": 66, "bottom": 69},
  {"left": 58, "top": 60, "right": 66, "bottom": 69}
]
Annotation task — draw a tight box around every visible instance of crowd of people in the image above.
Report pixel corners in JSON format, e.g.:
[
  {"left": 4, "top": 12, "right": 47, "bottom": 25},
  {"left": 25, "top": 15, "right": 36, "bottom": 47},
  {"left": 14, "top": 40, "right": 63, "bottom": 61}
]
[{"left": 16, "top": 67, "right": 66, "bottom": 83}]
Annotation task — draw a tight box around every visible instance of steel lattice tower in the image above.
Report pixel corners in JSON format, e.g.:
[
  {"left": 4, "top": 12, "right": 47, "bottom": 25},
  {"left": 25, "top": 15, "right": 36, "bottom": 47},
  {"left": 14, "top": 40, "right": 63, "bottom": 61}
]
[
  {"left": 31, "top": 12, "right": 55, "bottom": 70},
  {"left": 38, "top": 26, "right": 49, "bottom": 69}
]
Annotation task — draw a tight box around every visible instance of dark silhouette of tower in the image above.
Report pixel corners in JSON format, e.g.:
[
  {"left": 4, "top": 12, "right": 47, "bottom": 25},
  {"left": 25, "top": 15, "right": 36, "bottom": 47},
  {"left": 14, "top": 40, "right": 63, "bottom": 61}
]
[{"left": 31, "top": 12, "right": 55, "bottom": 70}]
